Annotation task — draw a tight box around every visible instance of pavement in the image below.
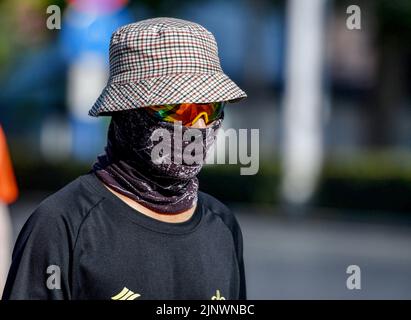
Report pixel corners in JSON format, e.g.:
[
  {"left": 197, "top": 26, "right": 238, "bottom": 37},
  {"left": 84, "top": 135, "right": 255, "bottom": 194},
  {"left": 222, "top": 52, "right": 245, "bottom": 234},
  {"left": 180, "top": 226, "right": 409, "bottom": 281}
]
[{"left": 237, "top": 208, "right": 411, "bottom": 299}]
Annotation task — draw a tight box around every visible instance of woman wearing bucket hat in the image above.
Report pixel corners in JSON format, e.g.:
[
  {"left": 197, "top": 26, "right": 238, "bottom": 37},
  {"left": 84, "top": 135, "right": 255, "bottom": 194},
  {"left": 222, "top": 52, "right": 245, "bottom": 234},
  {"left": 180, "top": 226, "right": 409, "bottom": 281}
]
[{"left": 3, "top": 18, "right": 247, "bottom": 300}]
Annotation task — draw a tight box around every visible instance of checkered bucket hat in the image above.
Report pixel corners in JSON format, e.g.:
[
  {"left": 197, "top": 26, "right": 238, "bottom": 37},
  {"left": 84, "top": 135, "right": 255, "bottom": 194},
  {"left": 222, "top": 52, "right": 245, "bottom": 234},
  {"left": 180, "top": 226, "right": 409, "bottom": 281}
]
[{"left": 88, "top": 17, "right": 247, "bottom": 116}]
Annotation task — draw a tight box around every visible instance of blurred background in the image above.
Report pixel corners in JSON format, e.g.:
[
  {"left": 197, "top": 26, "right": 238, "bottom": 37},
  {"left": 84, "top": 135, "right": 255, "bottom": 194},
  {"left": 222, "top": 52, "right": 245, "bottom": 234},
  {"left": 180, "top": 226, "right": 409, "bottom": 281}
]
[{"left": 1, "top": 0, "right": 411, "bottom": 299}]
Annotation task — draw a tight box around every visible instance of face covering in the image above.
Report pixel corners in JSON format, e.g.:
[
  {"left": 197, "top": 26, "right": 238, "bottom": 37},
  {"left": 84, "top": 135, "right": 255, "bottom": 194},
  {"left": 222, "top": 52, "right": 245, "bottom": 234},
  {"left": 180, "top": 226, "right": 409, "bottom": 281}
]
[{"left": 93, "top": 108, "right": 223, "bottom": 214}]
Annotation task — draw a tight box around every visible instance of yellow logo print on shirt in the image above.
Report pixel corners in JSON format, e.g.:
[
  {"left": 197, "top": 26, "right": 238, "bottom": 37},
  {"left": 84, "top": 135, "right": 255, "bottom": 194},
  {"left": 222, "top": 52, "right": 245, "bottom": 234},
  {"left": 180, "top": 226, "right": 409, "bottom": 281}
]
[
  {"left": 111, "top": 287, "right": 141, "bottom": 300},
  {"left": 211, "top": 289, "right": 225, "bottom": 300}
]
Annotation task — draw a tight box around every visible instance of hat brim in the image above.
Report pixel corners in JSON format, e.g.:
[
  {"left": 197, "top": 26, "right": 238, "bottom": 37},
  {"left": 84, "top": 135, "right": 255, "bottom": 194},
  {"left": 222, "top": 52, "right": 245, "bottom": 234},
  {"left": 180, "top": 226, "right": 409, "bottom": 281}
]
[{"left": 88, "top": 72, "right": 247, "bottom": 117}]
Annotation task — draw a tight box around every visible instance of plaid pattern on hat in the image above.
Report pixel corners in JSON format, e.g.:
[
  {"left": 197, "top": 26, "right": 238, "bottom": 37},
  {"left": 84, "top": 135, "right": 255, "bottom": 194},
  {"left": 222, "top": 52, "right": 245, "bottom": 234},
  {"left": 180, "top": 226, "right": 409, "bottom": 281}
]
[{"left": 89, "top": 17, "right": 247, "bottom": 116}]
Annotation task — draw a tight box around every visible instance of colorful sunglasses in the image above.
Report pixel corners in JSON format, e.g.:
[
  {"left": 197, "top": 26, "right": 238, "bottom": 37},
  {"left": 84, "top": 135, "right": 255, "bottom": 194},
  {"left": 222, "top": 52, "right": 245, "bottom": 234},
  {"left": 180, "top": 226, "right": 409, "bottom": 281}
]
[{"left": 145, "top": 102, "right": 225, "bottom": 126}]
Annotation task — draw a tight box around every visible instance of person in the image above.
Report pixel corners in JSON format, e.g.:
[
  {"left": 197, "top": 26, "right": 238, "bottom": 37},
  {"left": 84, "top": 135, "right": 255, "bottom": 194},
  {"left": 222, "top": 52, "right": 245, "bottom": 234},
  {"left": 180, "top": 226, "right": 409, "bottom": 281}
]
[
  {"left": 2, "top": 17, "right": 247, "bottom": 300},
  {"left": 0, "top": 125, "right": 18, "bottom": 297}
]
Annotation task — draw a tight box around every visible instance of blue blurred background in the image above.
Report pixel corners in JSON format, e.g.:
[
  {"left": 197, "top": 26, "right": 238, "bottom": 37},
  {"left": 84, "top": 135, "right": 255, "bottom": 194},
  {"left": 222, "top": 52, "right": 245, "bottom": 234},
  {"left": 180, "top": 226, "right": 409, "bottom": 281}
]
[{"left": 1, "top": 0, "right": 411, "bottom": 299}]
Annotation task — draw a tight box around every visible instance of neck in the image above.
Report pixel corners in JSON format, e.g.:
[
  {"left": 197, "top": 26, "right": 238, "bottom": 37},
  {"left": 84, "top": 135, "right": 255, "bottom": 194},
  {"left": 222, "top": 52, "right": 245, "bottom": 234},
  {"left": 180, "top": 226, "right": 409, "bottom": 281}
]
[{"left": 103, "top": 183, "right": 196, "bottom": 223}]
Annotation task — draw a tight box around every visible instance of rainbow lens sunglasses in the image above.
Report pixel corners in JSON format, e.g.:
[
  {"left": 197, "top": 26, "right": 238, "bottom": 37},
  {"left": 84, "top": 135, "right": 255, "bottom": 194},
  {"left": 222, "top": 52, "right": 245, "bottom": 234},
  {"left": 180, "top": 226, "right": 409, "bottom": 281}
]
[{"left": 145, "top": 102, "right": 226, "bottom": 126}]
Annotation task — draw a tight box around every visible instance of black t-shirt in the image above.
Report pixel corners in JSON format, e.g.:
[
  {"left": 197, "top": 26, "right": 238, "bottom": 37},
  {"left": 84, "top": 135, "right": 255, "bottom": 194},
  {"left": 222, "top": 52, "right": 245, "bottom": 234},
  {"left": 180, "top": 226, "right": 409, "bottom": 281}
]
[{"left": 2, "top": 172, "right": 246, "bottom": 300}]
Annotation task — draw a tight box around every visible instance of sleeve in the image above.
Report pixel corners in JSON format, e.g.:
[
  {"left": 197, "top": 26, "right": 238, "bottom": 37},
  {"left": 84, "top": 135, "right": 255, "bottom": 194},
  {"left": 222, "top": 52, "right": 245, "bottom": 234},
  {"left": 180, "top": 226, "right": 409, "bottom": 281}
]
[
  {"left": 233, "top": 219, "right": 247, "bottom": 300},
  {"left": 2, "top": 207, "right": 72, "bottom": 300},
  {"left": 198, "top": 191, "right": 247, "bottom": 300}
]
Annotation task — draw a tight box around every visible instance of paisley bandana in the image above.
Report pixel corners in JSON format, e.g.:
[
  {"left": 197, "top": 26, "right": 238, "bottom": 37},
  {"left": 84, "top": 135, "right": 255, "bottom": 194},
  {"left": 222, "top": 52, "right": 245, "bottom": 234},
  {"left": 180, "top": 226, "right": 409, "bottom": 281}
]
[{"left": 93, "top": 108, "right": 222, "bottom": 214}]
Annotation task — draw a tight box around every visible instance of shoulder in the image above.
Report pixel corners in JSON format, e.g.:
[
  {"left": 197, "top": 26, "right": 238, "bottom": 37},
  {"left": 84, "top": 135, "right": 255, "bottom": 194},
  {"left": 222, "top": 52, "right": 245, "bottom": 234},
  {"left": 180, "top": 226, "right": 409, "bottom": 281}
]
[
  {"left": 198, "top": 191, "right": 231, "bottom": 215},
  {"left": 43, "top": 171, "right": 102, "bottom": 205},
  {"left": 33, "top": 173, "right": 103, "bottom": 217},
  {"left": 20, "top": 173, "right": 105, "bottom": 246},
  {"left": 198, "top": 191, "right": 241, "bottom": 234}
]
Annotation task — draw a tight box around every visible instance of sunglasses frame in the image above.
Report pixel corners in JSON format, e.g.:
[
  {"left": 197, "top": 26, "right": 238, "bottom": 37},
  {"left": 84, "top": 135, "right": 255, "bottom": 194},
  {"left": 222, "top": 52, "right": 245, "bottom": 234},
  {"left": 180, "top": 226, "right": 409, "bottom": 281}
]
[{"left": 145, "top": 101, "right": 226, "bottom": 126}]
